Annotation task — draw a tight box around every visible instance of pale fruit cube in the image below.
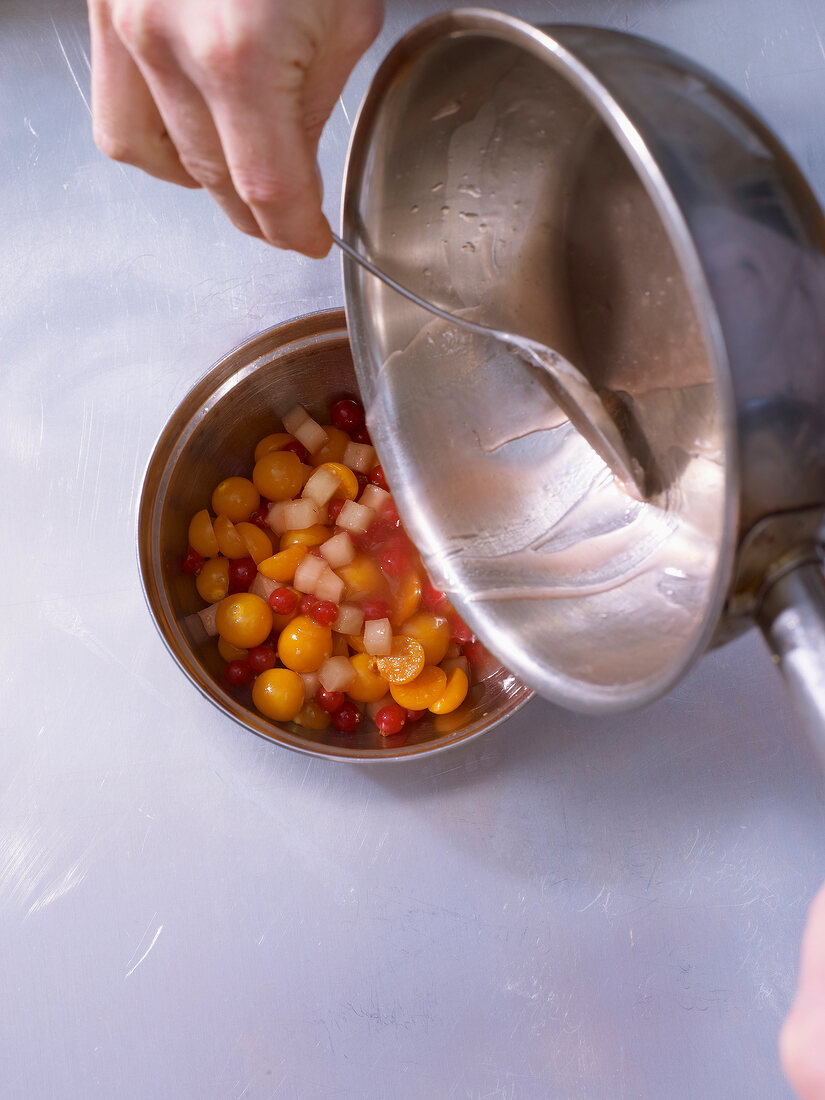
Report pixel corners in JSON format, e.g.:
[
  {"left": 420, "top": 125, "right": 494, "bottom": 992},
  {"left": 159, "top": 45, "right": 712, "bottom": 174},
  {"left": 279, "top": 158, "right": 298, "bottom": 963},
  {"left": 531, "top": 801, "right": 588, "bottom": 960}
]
[
  {"left": 303, "top": 465, "right": 341, "bottom": 507},
  {"left": 337, "top": 500, "right": 373, "bottom": 534},
  {"left": 282, "top": 404, "right": 309, "bottom": 434},
  {"left": 318, "top": 656, "right": 357, "bottom": 693},
  {"left": 333, "top": 602, "right": 364, "bottom": 635},
  {"left": 364, "top": 617, "right": 392, "bottom": 656},
  {"left": 342, "top": 442, "right": 376, "bottom": 473},
  {"left": 293, "top": 554, "right": 327, "bottom": 594},
  {"left": 196, "top": 601, "right": 223, "bottom": 637},
  {"left": 358, "top": 484, "right": 391, "bottom": 512},
  {"left": 282, "top": 498, "right": 321, "bottom": 530},
  {"left": 314, "top": 567, "right": 344, "bottom": 605},
  {"left": 319, "top": 531, "right": 355, "bottom": 569}
]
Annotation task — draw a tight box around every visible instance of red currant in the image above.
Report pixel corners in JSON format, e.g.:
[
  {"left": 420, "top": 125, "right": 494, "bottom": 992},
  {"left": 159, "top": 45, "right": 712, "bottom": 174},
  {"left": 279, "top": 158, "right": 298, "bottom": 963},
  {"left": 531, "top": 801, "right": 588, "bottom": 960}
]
[
  {"left": 327, "top": 497, "right": 346, "bottom": 525},
  {"left": 375, "top": 704, "right": 406, "bottom": 735},
  {"left": 225, "top": 660, "right": 253, "bottom": 687},
  {"left": 249, "top": 502, "right": 271, "bottom": 529},
  {"left": 330, "top": 397, "right": 365, "bottom": 432},
  {"left": 351, "top": 425, "right": 372, "bottom": 445},
  {"left": 247, "top": 644, "right": 277, "bottom": 674},
  {"left": 380, "top": 541, "right": 413, "bottom": 579},
  {"left": 380, "top": 499, "right": 401, "bottom": 528},
  {"left": 310, "top": 599, "right": 338, "bottom": 627},
  {"left": 281, "top": 439, "right": 310, "bottom": 462},
  {"left": 269, "top": 587, "right": 299, "bottom": 614},
  {"left": 228, "top": 557, "right": 257, "bottom": 593},
  {"left": 405, "top": 708, "right": 426, "bottom": 722},
  {"left": 316, "top": 687, "right": 345, "bottom": 714},
  {"left": 332, "top": 702, "right": 362, "bottom": 733},
  {"left": 421, "top": 576, "right": 447, "bottom": 611},
  {"left": 369, "top": 465, "right": 389, "bottom": 491},
  {"left": 357, "top": 518, "right": 396, "bottom": 552},
  {"left": 299, "top": 594, "right": 318, "bottom": 616},
  {"left": 182, "top": 546, "right": 204, "bottom": 575},
  {"left": 463, "top": 639, "right": 487, "bottom": 665},
  {"left": 449, "top": 613, "right": 474, "bottom": 645},
  {"left": 361, "top": 596, "right": 391, "bottom": 621}
]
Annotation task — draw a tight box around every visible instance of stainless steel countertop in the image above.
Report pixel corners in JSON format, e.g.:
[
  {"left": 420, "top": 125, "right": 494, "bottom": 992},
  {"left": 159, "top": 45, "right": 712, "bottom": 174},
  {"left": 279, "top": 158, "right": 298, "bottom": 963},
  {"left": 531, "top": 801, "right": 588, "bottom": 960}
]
[{"left": 3, "top": 1, "right": 825, "bottom": 1096}]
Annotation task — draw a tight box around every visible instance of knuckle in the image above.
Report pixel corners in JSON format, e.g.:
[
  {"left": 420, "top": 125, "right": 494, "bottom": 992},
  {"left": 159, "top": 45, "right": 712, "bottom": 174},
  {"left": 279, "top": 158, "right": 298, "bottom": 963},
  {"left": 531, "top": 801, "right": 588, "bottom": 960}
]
[
  {"left": 110, "top": 0, "right": 167, "bottom": 56},
  {"left": 233, "top": 170, "right": 301, "bottom": 211},
  {"left": 93, "top": 124, "right": 135, "bottom": 165},
  {"left": 231, "top": 217, "right": 265, "bottom": 241},
  {"left": 178, "top": 153, "right": 232, "bottom": 192},
  {"left": 190, "top": 31, "right": 255, "bottom": 85}
]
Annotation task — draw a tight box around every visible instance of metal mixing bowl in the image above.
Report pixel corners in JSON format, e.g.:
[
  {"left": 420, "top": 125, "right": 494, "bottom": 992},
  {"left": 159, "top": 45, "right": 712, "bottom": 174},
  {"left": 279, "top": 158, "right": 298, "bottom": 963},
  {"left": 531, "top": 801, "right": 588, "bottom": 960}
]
[{"left": 137, "top": 309, "right": 532, "bottom": 760}]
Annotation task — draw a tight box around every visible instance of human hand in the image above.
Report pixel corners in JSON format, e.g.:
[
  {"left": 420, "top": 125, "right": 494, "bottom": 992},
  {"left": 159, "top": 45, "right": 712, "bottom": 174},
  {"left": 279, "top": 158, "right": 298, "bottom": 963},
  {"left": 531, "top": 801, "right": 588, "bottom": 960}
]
[
  {"left": 87, "top": 0, "right": 384, "bottom": 256},
  {"left": 782, "top": 883, "right": 825, "bottom": 1098}
]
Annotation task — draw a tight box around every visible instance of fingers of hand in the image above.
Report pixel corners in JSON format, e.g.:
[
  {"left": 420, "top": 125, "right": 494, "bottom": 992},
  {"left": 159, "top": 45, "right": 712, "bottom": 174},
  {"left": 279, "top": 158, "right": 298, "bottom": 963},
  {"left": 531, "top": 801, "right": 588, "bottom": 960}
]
[
  {"left": 171, "top": 5, "right": 338, "bottom": 256},
  {"left": 87, "top": 0, "right": 199, "bottom": 188},
  {"left": 90, "top": 0, "right": 385, "bottom": 254},
  {"left": 133, "top": 65, "right": 267, "bottom": 239},
  {"left": 101, "top": 0, "right": 267, "bottom": 238}
]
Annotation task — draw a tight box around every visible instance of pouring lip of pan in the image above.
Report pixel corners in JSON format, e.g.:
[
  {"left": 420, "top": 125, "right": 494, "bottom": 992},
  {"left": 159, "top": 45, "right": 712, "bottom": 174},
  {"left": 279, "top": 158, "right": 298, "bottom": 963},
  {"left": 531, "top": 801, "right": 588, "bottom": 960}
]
[{"left": 340, "top": 9, "right": 741, "bottom": 715}]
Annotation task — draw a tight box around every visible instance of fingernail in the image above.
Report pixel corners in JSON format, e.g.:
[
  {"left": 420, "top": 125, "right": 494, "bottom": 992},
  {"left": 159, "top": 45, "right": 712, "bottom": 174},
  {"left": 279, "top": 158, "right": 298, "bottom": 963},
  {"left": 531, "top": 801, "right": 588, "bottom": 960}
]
[{"left": 306, "top": 235, "right": 332, "bottom": 260}]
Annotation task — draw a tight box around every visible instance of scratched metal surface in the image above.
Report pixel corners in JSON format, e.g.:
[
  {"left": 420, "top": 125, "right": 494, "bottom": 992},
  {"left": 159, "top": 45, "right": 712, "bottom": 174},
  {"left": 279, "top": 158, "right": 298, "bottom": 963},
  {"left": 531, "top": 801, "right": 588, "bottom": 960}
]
[{"left": 3, "top": 0, "right": 825, "bottom": 1097}]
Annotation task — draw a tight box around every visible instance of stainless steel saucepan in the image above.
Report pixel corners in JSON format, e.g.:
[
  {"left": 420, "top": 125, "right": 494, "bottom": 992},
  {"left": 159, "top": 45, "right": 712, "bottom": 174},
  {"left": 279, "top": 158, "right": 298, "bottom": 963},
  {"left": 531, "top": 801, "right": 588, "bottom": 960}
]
[{"left": 340, "top": 11, "right": 825, "bottom": 740}]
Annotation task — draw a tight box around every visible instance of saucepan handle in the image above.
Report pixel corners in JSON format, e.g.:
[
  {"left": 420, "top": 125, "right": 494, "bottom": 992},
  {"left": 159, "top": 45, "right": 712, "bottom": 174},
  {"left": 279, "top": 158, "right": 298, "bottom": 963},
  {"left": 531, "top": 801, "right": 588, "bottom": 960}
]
[{"left": 757, "top": 558, "right": 825, "bottom": 754}]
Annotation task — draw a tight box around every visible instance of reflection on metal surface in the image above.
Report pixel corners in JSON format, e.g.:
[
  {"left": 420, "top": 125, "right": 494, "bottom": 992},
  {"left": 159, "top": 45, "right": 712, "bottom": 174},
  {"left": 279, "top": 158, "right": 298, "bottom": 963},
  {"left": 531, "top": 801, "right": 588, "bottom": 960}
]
[
  {"left": 367, "top": 313, "right": 723, "bottom": 698},
  {"left": 333, "top": 230, "right": 648, "bottom": 498},
  {"left": 343, "top": 15, "right": 732, "bottom": 712},
  {"left": 342, "top": 13, "right": 825, "bottom": 723}
]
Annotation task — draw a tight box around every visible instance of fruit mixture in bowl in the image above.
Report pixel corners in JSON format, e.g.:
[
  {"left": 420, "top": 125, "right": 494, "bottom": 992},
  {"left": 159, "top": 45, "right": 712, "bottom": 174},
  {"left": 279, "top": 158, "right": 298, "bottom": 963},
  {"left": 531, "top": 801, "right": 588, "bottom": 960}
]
[{"left": 181, "top": 395, "right": 488, "bottom": 741}]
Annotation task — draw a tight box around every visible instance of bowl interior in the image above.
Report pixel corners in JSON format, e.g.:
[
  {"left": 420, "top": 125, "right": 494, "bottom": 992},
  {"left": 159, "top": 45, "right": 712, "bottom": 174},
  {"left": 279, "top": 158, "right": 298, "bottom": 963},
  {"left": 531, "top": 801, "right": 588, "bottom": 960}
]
[{"left": 138, "top": 309, "right": 532, "bottom": 760}]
